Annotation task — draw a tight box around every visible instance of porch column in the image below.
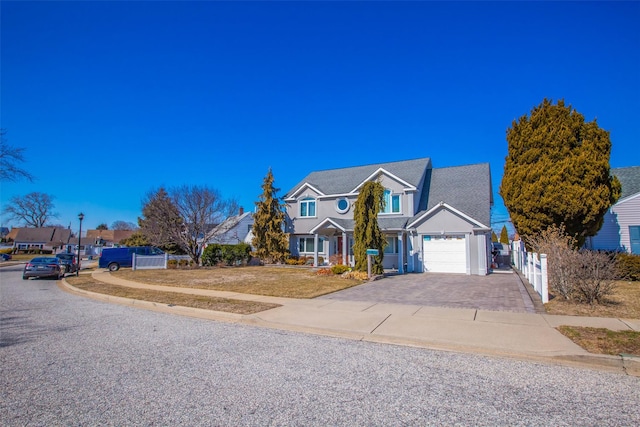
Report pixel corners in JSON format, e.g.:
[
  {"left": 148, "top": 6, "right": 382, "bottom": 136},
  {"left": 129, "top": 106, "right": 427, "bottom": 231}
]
[
  {"left": 342, "top": 232, "right": 347, "bottom": 266},
  {"left": 407, "top": 232, "right": 414, "bottom": 273},
  {"left": 398, "top": 232, "right": 404, "bottom": 274},
  {"left": 313, "top": 233, "right": 319, "bottom": 267}
]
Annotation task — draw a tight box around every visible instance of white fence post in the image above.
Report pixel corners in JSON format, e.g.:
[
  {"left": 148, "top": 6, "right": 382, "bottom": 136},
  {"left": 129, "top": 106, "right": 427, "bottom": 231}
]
[
  {"left": 540, "top": 253, "right": 549, "bottom": 303},
  {"left": 132, "top": 253, "right": 137, "bottom": 271},
  {"left": 533, "top": 253, "right": 541, "bottom": 297},
  {"left": 164, "top": 253, "right": 168, "bottom": 269}
]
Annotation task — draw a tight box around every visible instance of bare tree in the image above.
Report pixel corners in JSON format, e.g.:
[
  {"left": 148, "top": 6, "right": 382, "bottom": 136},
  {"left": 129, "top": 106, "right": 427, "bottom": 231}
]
[
  {"left": 2, "top": 192, "right": 57, "bottom": 227},
  {"left": 139, "top": 185, "right": 237, "bottom": 263},
  {"left": 170, "top": 185, "right": 238, "bottom": 263},
  {"left": 111, "top": 220, "right": 137, "bottom": 231},
  {"left": 0, "top": 129, "right": 35, "bottom": 182}
]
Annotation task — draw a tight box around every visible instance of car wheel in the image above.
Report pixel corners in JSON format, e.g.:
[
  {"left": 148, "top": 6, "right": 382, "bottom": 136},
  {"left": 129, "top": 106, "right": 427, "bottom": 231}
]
[
  {"left": 108, "top": 263, "right": 120, "bottom": 272},
  {"left": 22, "top": 275, "right": 28, "bottom": 280}
]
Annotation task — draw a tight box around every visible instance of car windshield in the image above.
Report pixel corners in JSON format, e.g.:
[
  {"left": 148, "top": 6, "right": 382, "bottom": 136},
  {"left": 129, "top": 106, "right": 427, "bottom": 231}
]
[{"left": 57, "top": 254, "right": 75, "bottom": 261}]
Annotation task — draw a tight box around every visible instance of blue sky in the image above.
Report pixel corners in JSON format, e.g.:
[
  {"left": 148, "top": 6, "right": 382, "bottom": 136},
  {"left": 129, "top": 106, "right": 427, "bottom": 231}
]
[{"left": 2, "top": 1, "right": 639, "bottom": 235}]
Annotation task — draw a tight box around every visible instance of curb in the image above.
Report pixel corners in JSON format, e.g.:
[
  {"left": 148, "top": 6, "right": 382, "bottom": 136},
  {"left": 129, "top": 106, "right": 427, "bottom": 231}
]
[{"left": 59, "top": 278, "right": 639, "bottom": 377}]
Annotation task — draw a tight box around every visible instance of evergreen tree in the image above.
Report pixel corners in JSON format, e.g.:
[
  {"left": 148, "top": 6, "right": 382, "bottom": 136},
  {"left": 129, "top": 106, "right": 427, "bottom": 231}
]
[
  {"left": 491, "top": 231, "right": 498, "bottom": 242},
  {"left": 499, "top": 225, "right": 510, "bottom": 244},
  {"left": 500, "top": 99, "right": 621, "bottom": 247},
  {"left": 252, "top": 169, "right": 289, "bottom": 263},
  {"left": 353, "top": 181, "right": 386, "bottom": 274},
  {"left": 139, "top": 187, "right": 183, "bottom": 250}
]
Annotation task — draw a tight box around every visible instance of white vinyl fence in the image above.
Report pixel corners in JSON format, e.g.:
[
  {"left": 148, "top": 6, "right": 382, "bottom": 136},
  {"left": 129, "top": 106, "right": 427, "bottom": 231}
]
[
  {"left": 132, "top": 253, "right": 192, "bottom": 270},
  {"left": 511, "top": 240, "right": 549, "bottom": 303}
]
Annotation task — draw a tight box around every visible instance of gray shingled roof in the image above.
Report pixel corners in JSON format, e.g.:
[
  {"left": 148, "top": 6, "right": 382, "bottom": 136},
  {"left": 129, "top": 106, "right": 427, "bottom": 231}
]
[
  {"left": 286, "top": 158, "right": 431, "bottom": 197},
  {"left": 14, "top": 227, "right": 72, "bottom": 244},
  {"left": 612, "top": 166, "right": 640, "bottom": 200},
  {"left": 415, "top": 163, "right": 492, "bottom": 228}
]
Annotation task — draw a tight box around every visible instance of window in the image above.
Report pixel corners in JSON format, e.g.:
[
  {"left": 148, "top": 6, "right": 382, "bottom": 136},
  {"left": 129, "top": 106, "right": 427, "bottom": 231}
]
[
  {"left": 336, "top": 197, "right": 350, "bottom": 214},
  {"left": 382, "top": 190, "right": 401, "bottom": 214},
  {"left": 630, "top": 226, "right": 640, "bottom": 255},
  {"left": 299, "top": 237, "right": 323, "bottom": 253},
  {"left": 300, "top": 197, "right": 316, "bottom": 217},
  {"left": 385, "top": 237, "right": 399, "bottom": 254}
]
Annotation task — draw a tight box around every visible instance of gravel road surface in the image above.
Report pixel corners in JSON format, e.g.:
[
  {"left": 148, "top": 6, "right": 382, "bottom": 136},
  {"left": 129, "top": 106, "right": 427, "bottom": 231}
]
[{"left": 2, "top": 267, "right": 639, "bottom": 426}]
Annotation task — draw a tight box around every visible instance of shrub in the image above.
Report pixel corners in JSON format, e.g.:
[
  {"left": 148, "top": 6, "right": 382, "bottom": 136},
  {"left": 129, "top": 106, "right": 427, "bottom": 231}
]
[
  {"left": 616, "top": 253, "right": 640, "bottom": 281},
  {"left": 331, "top": 264, "right": 350, "bottom": 275},
  {"left": 329, "top": 254, "right": 344, "bottom": 265},
  {"left": 202, "top": 243, "right": 251, "bottom": 267},
  {"left": 341, "top": 270, "right": 369, "bottom": 280},
  {"left": 0, "top": 248, "right": 12, "bottom": 255},
  {"left": 285, "top": 258, "right": 299, "bottom": 265},
  {"left": 178, "top": 259, "right": 190, "bottom": 268},
  {"left": 315, "top": 268, "right": 334, "bottom": 276},
  {"left": 167, "top": 259, "right": 178, "bottom": 269},
  {"left": 573, "top": 250, "right": 620, "bottom": 305},
  {"left": 527, "top": 225, "right": 578, "bottom": 300}
]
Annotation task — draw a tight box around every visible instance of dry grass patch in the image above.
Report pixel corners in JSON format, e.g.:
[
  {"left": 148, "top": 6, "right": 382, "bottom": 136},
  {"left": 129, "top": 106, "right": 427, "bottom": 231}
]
[
  {"left": 66, "top": 275, "right": 280, "bottom": 315},
  {"left": 112, "top": 266, "right": 365, "bottom": 298},
  {"left": 557, "top": 326, "right": 640, "bottom": 356},
  {"left": 545, "top": 281, "right": 640, "bottom": 319}
]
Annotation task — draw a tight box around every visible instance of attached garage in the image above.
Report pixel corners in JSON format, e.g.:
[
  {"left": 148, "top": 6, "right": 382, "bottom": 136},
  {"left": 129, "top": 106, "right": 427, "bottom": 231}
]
[{"left": 423, "top": 235, "right": 467, "bottom": 273}]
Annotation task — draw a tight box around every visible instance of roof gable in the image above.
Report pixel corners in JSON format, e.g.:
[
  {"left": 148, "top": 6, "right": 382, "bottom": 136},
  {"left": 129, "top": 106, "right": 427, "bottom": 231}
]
[
  {"left": 408, "top": 201, "right": 489, "bottom": 229},
  {"left": 286, "top": 158, "right": 431, "bottom": 198},
  {"left": 14, "top": 227, "right": 70, "bottom": 244},
  {"left": 417, "top": 163, "right": 492, "bottom": 227}
]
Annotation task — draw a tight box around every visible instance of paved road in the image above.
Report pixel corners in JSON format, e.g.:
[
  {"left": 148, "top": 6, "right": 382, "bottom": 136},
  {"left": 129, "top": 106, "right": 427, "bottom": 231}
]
[
  {"left": 321, "top": 271, "right": 536, "bottom": 312},
  {"left": 2, "top": 267, "right": 639, "bottom": 426}
]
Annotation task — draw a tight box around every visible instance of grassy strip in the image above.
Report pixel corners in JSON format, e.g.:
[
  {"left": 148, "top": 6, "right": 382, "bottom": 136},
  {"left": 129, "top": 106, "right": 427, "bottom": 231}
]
[
  {"left": 112, "top": 266, "right": 365, "bottom": 299},
  {"left": 66, "top": 275, "right": 281, "bottom": 315},
  {"left": 557, "top": 326, "right": 640, "bottom": 356},
  {"left": 545, "top": 281, "right": 640, "bottom": 319}
]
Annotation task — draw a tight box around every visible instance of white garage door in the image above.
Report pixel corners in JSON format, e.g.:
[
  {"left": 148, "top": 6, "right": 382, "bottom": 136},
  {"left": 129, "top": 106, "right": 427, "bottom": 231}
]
[{"left": 423, "top": 235, "right": 467, "bottom": 273}]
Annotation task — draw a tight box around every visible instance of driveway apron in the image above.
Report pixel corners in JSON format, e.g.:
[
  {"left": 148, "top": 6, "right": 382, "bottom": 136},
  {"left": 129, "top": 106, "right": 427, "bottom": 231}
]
[{"left": 319, "top": 271, "right": 536, "bottom": 313}]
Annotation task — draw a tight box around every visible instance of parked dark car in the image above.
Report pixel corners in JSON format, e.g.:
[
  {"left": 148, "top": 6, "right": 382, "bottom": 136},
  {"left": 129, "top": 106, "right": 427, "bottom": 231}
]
[
  {"left": 56, "top": 252, "right": 78, "bottom": 274},
  {"left": 23, "top": 257, "right": 65, "bottom": 280},
  {"left": 0, "top": 253, "right": 12, "bottom": 261}
]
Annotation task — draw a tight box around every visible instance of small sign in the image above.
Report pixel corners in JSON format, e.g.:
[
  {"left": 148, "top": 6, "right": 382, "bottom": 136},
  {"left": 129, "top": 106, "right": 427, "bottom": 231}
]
[{"left": 366, "top": 249, "right": 379, "bottom": 256}]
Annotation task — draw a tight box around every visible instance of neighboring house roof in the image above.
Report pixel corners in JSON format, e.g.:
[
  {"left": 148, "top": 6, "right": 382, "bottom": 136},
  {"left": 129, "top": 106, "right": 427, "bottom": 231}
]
[
  {"left": 86, "top": 229, "right": 136, "bottom": 244},
  {"left": 415, "top": 163, "right": 492, "bottom": 228},
  {"left": 211, "top": 212, "right": 253, "bottom": 236},
  {"left": 6, "top": 228, "right": 20, "bottom": 241},
  {"left": 612, "top": 166, "right": 640, "bottom": 201},
  {"left": 286, "top": 158, "right": 431, "bottom": 198},
  {"left": 14, "top": 227, "right": 72, "bottom": 246}
]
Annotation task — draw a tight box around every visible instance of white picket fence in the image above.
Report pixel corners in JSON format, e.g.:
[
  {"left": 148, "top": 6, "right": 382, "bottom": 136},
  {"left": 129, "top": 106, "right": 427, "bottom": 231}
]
[
  {"left": 511, "top": 241, "right": 549, "bottom": 303},
  {"left": 132, "top": 253, "right": 192, "bottom": 270}
]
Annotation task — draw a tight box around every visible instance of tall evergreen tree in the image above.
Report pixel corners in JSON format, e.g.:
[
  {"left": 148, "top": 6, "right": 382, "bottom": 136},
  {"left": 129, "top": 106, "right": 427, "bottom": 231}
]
[
  {"left": 491, "top": 231, "right": 498, "bottom": 242},
  {"left": 252, "top": 169, "right": 289, "bottom": 263},
  {"left": 353, "top": 181, "right": 386, "bottom": 274},
  {"left": 499, "top": 225, "right": 510, "bottom": 244},
  {"left": 500, "top": 99, "right": 621, "bottom": 247}
]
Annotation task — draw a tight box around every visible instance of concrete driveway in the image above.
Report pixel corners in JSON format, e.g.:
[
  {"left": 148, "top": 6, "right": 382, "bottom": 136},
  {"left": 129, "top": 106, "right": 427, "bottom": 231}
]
[{"left": 319, "top": 271, "right": 540, "bottom": 313}]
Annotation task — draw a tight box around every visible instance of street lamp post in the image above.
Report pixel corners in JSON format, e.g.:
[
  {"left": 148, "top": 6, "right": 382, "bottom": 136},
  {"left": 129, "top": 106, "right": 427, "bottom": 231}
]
[{"left": 77, "top": 213, "right": 84, "bottom": 276}]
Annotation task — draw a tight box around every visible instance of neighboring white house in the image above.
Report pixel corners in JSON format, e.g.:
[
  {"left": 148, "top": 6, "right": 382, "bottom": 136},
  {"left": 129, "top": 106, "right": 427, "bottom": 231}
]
[
  {"left": 207, "top": 208, "right": 254, "bottom": 245},
  {"left": 587, "top": 166, "right": 640, "bottom": 254},
  {"left": 284, "top": 158, "right": 493, "bottom": 275}
]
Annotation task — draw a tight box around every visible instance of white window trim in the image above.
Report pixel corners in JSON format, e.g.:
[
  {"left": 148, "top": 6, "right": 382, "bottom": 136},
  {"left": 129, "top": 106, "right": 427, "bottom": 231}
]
[
  {"left": 381, "top": 190, "right": 401, "bottom": 215},
  {"left": 300, "top": 197, "right": 317, "bottom": 218}
]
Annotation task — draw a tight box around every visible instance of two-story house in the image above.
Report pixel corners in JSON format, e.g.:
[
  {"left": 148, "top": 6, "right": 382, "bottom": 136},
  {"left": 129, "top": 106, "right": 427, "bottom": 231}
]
[{"left": 284, "top": 158, "right": 493, "bottom": 275}]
